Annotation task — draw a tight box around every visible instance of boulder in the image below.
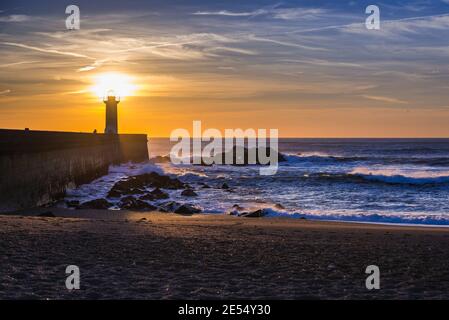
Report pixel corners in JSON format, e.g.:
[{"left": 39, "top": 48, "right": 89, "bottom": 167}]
[
  {"left": 158, "top": 201, "right": 182, "bottom": 212},
  {"left": 107, "top": 172, "right": 185, "bottom": 198},
  {"left": 228, "top": 206, "right": 242, "bottom": 215},
  {"left": 214, "top": 146, "right": 287, "bottom": 166},
  {"left": 150, "top": 187, "right": 170, "bottom": 199},
  {"left": 239, "top": 209, "right": 269, "bottom": 218},
  {"left": 79, "top": 199, "right": 113, "bottom": 210},
  {"left": 119, "top": 196, "right": 157, "bottom": 211},
  {"left": 274, "top": 203, "right": 285, "bottom": 210},
  {"left": 139, "top": 188, "right": 169, "bottom": 201},
  {"left": 174, "top": 204, "right": 202, "bottom": 215},
  {"left": 232, "top": 204, "right": 245, "bottom": 211},
  {"left": 181, "top": 189, "right": 198, "bottom": 197}
]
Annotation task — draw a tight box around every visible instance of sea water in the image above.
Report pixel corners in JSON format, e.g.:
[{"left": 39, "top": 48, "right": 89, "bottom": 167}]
[{"left": 65, "top": 138, "right": 449, "bottom": 226}]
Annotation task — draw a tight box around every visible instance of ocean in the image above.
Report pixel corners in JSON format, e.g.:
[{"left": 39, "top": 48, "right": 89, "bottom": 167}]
[{"left": 65, "top": 138, "right": 449, "bottom": 226}]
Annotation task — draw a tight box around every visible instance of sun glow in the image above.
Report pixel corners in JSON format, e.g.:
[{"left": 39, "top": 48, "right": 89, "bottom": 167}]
[{"left": 90, "top": 72, "right": 137, "bottom": 99}]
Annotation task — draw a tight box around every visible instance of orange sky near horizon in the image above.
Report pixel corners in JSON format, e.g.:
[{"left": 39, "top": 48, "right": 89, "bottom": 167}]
[
  {"left": 2, "top": 2, "right": 449, "bottom": 138},
  {"left": 2, "top": 91, "right": 449, "bottom": 138}
]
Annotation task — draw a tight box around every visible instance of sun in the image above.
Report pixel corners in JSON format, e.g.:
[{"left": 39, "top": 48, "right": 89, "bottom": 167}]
[{"left": 90, "top": 72, "right": 137, "bottom": 99}]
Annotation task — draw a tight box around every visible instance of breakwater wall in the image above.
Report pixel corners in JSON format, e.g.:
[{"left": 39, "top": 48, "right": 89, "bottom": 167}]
[{"left": 0, "top": 129, "right": 148, "bottom": 212}]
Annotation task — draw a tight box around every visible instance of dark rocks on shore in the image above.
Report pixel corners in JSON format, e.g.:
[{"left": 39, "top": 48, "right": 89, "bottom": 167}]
[
  {"left": 274, "top": 203, "right": 285, "bottom": 210},
  {"left": 158, "top": 201, "right": 181, "bottom": 212},
  {"left": 139, "top": 188, "right": 169, "bottom": 201},
  {"left": 79, "top": 198, "right": 113, "bottom": 210},
  {"left": 158, "top": 201, "right": 201, "bottom": 214},
  {"left": 229, "top": 204, "right": 244, "bottom": 215},
  {"left": 232, "top": 204, "right": 245, "bottom": 211},
  {"left": 108, "top": 187, "right": 144, "bottom": 198},
  {"left": 119, "top": 196, "right": 157, "bottom": 211},
  {"left": 181, "top": 189, "right": 198, "bottom": 197},
  {"left": 239, "top": 209, "right": 269, "bottom": 218},
  {"left": 213, "top": 146, "right": 287, "bottom": 166},
  {"left": 174, "top": 204, "right": 202, "bottom": 215},
  {"left": 107, "top": 172, "right": 185, "bottom": 198}
]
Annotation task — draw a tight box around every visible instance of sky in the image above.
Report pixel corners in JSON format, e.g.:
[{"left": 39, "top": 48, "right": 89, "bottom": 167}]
[{"left": 1, "top": 0, "right": 449, "bottom": 137}]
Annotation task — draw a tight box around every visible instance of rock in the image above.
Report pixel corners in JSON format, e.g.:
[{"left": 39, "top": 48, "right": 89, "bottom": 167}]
[
  {"left": 119, "top": 196, "right": 157, "bottom": 211},
  {"left": 79, "top": 199, "right": 112, "bottom": 210},
  {"left": 144, "top": 172, "right": 186, "bottom": 189},
  {"left": 158, "top": 201, "right": 182, "bottom": 212},
  {"left": 221, "top": 183, "right": 230, "bottom": 190},
  {"left": 107, "top": 188, "right": 123, "bottom": 198},
  {"left": 139, "top": 188, "right": 169, "bottom": 201},
  {"left": 37, "top": 211, "right": 55, "bottom": 217},
  {"left": 239, "top": 209, "right": 269, "bottom": 218},
  {"left": 139, "top": 194, "right": 154, "bottom": 201},
  {"left": 157, "top": 201, "right": 201, "bottom": 214},
  {"left": 274, "top": 203, "right": 285, "bottom": 210},
  {"left": 214, "top": 146, "right": 287, "bottom": 166},
  {"left": 150, "top": 187, "right": 170, "bottom": 199},
  {"left": 107, "top": 172, "right": 185, "bottom": 198},
  {"left": 181, "top": 189, "right": 198, "bottom": 197},
  {"left": 174, "top": 204, "right": 202, "bottom": 215},
  {"left": 107, "top": 185, "right": 144, "bottom": 198},
  {"left": 229, "top": 204, "right": 244, "bottom": 216}
]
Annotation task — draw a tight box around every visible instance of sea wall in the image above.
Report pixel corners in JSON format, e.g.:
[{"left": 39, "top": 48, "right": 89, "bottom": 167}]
[{"left": 0, "top": 129, "right": 148, "bottom": 212}]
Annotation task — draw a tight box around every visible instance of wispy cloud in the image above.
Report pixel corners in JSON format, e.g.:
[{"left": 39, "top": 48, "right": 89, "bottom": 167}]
[
  {"left": 193, "top": 10, "right": 258, "bottom": 17},
  {"left": 193, "top": 6, "right": 327, "bottom": 20},
  {"left": 0, "top": 14, "right": 30, "bottom": 22},
  {"left": 1, "top": 42, "right": 95, "bottom": 60},
  {"left": 0, "top": 60, "right": 39, "bottom": 68},
  {"left": 343, "top": 13, "right": 449, "bottom": 37},
  {"left": 206, "top": 46, "right": 257, "bottom": 55},
  {"left": 281, "top": 58, "right": 365, "bottom": 68},
  {"left": 362, "top": 95, "right": 408, "bottom": 105}
]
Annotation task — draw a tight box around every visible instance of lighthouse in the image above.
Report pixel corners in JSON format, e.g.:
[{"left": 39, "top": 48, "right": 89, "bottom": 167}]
[{"left": 104, "top": 90, "right": 119, "bottom": 134}]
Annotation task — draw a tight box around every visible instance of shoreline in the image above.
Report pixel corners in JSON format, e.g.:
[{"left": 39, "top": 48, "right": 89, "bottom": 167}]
[
  {"left": 6, "top": 207, "right": 449, "bottom": 229},
  {"left": 2, "top": 208, "right": 449, "bottom": 299}
]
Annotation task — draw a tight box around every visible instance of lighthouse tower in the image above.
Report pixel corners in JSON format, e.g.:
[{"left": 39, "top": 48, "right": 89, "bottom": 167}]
[{"left": 104, "top": 90, "right": 119, "bottom": 134}]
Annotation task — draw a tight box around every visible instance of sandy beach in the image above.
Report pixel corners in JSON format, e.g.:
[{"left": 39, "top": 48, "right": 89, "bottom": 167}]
[{"left": 1, "top": 209, "right": 449, "bottom": 300}]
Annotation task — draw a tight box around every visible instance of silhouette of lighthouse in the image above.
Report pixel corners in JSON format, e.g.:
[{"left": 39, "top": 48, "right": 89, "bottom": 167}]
[{"left": 104, "top": 90, "right": 119, "bottom": 134}]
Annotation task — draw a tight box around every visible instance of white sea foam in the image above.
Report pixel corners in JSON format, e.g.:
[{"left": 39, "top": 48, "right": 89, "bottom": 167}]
[{"left": 350, "top": 167, "right": 449, "bottom": 185}]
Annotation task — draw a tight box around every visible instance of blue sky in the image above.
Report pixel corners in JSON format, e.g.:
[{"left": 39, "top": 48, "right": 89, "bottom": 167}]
[{"left": 1, "top": 0, "right": 449, "bottom": 136}]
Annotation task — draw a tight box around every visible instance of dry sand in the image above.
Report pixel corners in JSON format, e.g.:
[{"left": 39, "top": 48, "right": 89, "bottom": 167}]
[{"left": 1, "top": 208, "right": 449, "bottom": 299}]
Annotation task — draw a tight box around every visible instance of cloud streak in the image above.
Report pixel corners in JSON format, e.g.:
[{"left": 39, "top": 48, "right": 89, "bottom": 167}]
[
  {"left": 193, "top": 6, "right": 327, "bottom": 20},
  {"left": 362, "top": 95, "right": 408, "bottom": 105},
  {"left": 1, "top": 42, "right": 95, "bottom": 60},
  {"left": 0, "top": 14, "right": 30, "bottom": 22}
]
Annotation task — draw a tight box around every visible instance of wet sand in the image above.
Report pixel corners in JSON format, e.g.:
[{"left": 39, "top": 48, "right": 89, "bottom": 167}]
[{"left": 1, "top": 208, "right": 449, "bottom": 299}]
